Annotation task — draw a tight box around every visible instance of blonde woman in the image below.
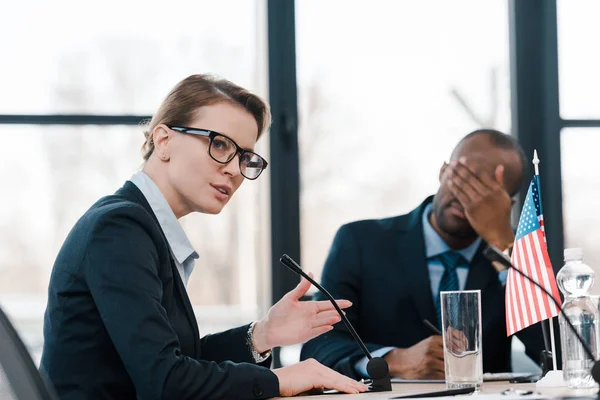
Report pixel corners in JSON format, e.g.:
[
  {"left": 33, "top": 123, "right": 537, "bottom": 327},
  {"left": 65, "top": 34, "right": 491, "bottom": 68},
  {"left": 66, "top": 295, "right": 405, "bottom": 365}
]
[{"left": 40, "top": 75, "right": 367, "bottom": 399}]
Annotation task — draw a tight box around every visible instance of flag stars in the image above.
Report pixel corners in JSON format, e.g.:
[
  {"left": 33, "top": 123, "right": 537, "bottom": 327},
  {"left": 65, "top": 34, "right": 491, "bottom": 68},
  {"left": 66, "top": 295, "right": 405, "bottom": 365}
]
[{"left": 515, "top": 180, "right": 544, "bottom": 240}]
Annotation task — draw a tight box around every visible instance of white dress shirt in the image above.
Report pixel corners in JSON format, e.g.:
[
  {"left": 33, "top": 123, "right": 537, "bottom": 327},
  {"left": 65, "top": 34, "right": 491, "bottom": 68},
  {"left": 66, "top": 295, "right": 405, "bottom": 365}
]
[
  {"left": 355, "top": 203, "right": 507, "bottom": 377},
  {"left": 129, "top": 171, "right": 198, "bottom": 287}
]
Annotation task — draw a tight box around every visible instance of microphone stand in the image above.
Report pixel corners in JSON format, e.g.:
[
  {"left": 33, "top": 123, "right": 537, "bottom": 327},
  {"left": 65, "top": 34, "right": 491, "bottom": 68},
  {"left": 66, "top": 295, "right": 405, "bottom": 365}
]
[
  {"left": 483, "top": 245, "right": 600, "bottom": 395},
  {"left": 279, "top": 254, "right": 392, "bottom": 392}
]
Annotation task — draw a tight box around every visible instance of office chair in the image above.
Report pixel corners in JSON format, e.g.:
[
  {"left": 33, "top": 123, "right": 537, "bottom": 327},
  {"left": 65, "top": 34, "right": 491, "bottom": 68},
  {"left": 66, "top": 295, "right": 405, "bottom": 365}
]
[{"left": 0, "top": 305, "right": 57, "bottom": 400}]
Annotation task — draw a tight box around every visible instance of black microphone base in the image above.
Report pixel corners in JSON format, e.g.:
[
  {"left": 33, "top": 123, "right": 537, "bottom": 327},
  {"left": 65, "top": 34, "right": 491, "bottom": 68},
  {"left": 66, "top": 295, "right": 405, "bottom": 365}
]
[
  {"left": 369, "top": 377, "right": 392, "bottom": 392},
  {"left": 366, "top": 357, "right": 392, "bottom": 392}
]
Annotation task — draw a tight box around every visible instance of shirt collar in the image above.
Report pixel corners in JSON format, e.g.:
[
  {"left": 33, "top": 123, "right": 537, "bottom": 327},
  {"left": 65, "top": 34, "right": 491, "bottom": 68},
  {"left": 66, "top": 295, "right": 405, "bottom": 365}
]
[
  {"left": 421, "top": 202, "right": 481, "bottom": 263},
  {"left": 129, "top": 171, "right": 199, "bottom": 265}
]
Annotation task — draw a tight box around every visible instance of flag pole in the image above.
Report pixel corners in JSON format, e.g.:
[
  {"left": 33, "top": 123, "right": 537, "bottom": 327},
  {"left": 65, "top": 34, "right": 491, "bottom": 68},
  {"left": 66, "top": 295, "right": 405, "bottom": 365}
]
[{"left": 534, "top": 149, "right": 558, "bottom": 371}]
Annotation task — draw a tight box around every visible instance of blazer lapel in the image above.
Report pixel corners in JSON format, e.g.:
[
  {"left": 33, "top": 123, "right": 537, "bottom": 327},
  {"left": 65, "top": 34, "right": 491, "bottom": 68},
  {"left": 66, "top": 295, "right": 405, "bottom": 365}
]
[
  {"left": 395, "top": 197, "right": 438, "bottom": 325},
  {"left": 117, "top": 181, "right": 202, "bottom": 356},
  {"left": 170, "top": 260, "right": 201, "bottom": 357},
  {"left": 465, "top": 241, "right": 497, "bottom": 291}
]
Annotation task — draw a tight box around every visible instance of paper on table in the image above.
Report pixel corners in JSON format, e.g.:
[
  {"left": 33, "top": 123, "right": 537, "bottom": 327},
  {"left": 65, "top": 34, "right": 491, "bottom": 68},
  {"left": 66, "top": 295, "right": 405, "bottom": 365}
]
[
  {"left": 391, "top": 372, "right": 532, "bottom": 384},
  {"left": 483, "top": 372, "right": 533, "bottom": 381},
  {"left": 391, "top": 393, "right": 547, "bottom": 400},
  {"left": 391, "top": 378, "right": 445, "bottom": 383}
]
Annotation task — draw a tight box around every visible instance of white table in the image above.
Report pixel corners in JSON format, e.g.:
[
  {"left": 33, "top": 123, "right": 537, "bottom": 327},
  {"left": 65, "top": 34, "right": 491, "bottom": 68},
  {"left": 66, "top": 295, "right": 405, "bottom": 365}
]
[{"left": 272, "top": 381, "right": 598, "bottom": 399}]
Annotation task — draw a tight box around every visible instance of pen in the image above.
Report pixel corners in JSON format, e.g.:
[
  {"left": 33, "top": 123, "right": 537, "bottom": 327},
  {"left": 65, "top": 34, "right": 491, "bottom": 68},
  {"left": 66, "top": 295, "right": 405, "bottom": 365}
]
[
  {"left": 392, "top": 387, "right": 475, "bottom": 398},
  {"left": 423, "top": 319, "right": 442, "bottom": 335}
]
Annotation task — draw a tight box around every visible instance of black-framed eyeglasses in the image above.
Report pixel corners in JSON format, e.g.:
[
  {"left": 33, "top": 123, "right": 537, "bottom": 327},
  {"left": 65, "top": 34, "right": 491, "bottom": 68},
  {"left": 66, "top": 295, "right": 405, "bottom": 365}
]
[{"left": 168, "top": 125, "right": 268, "bottom": 180}]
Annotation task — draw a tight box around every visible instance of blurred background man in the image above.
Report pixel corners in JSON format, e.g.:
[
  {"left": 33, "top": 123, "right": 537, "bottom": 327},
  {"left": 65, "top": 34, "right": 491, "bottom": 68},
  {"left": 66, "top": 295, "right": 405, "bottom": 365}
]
[{"left": 301, "top": 130, "right": 553, "bottom": 379}]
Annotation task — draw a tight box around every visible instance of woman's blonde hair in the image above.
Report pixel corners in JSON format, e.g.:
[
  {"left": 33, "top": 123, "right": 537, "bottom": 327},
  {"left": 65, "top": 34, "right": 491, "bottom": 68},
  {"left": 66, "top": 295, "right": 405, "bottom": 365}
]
[{"left": 141, "top": 74, "right": 271, "bottom": 162}]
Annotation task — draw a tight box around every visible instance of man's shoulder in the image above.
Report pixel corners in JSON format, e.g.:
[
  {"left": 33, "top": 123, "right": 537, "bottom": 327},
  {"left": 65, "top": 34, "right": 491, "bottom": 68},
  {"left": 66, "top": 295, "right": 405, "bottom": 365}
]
[
  {"left": 339, "top": 205, "right": 423, "bottom": 237},
  {"left": 341, "top": 215, "right": 403, "bottom": 233}
]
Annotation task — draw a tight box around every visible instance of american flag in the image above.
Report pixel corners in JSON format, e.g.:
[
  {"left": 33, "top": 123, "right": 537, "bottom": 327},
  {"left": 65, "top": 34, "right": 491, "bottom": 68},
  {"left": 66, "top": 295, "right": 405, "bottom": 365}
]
[{"left": 506, "top": 175, "right": 561, "bottom": 336}]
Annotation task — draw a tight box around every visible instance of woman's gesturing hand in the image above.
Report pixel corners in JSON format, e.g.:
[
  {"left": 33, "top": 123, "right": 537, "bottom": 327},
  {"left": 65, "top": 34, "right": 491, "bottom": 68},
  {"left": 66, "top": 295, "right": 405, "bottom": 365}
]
[{"left": 252, "top": 273, "right": 351, "bottom": 352}]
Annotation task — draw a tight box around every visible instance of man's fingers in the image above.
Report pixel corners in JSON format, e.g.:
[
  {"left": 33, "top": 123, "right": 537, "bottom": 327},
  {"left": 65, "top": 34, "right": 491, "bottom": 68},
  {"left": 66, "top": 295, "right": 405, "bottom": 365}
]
[
  {"left": 431, "top": 335, "right": 444, "bottom": 344},
  {"left": 428, "top": 335, "right": 445, "bottom": 359},
  {"left": 451, "top": 176, "right": 480, "bottom": 202},
  {"left": 447, "top": 179, "right": 471, "bottom": 207},
  {"left": 433, "top": 362, "right": 446, "bottom": 376},
  {"left": 315, "top": 299, "right": 352, "bottom": 312},
  {"left": 449, "top": 161, "right": 486, "bottom": 199},
  {"left": 459, "top": 156, "right": 504, "bottom": 190},
  {"left": 454, "top": 159, "right": 489, "bottom": 190},
  {"left": 431, "top": 345, "right": 445, "bottom": 360}
]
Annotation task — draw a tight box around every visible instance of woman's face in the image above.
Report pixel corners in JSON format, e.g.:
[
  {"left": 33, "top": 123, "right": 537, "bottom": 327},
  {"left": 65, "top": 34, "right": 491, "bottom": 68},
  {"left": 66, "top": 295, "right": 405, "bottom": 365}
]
[{"left": 165, "top": 102, "right": 259, "bottom": 215}]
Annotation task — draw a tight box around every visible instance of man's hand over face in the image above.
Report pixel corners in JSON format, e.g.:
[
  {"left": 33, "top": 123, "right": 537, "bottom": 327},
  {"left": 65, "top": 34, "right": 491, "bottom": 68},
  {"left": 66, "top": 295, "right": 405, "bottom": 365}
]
[{"left": 446, "top": 157, "right": 515, "bottom": 250}]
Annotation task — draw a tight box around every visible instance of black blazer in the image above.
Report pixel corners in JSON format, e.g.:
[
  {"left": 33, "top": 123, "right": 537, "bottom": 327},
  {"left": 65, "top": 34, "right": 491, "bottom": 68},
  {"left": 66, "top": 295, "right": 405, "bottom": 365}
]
[
  {"left": 300, "top": 197, "right": 552, "bottom": 379},
  {"left": 40, "top": 181, "right": 279, "bottom": 400}
]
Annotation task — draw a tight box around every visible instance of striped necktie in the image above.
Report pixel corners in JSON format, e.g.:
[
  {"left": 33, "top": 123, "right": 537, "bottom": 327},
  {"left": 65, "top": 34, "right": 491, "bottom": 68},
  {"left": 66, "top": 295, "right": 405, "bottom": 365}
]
[{"left": 435, "top": 251, "right": 468, "bottom": 329}]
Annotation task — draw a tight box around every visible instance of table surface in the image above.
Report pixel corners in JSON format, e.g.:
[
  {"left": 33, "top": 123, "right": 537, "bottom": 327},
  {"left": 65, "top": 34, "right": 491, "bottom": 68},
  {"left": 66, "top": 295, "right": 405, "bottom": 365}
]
[{"left": 272, "top": 380, "right": 598, "bottom": 399}]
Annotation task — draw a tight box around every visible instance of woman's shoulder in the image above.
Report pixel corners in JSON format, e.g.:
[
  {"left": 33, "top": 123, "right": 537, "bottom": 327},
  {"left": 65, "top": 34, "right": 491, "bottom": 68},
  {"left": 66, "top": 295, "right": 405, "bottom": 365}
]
[
  {"left": 68, "top": 189, "right": 160, "bottom": 245},
  {"left": 90, "top": 192, "right": 149, "bottom": 218},
  {"left": 85, "top": 193, "right": 157, "bottom": 231}
]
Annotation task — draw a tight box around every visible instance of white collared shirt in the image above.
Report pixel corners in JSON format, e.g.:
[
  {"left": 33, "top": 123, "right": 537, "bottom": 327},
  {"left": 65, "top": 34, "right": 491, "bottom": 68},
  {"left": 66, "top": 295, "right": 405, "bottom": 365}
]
[
  {"left": 421, "top": 203, "right": 481, "bottom": 297},
  {"left": 355, "top": 202, "right": 506, "bottom": 377},
  {"left": 129, "top": 171, "right": 198, "bottom": 287}
]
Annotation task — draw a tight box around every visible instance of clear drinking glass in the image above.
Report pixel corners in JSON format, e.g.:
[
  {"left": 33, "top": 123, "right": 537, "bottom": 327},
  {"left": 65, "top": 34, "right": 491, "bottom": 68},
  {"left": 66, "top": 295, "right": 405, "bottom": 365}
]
[{"left": 440, "top": 290, "right": 483, "bottom": 391}]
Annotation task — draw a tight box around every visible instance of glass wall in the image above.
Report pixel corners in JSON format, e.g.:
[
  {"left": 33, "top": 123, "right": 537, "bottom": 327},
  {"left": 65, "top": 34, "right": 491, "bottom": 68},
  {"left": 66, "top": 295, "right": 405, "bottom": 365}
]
[
  {"left": 561, "top": 128, "right": 600, "bottom": 293},
  {"left": 296, "top": 0, "right": 511, "bottom": 282},
  {"left": 276, "top": 0, "right": 518, "bottom": 368},
  {"left": 0, "top": 0, "right": 266, "bottom": 115},
  {"left": 557, "top": 0, "right": 600, "bottom": 119},
  {"left": 0, "top": 0, "right": 270, "bottom": 364},
  {"left": 558, "top": 0, "right": 600, "bottom": 291}
]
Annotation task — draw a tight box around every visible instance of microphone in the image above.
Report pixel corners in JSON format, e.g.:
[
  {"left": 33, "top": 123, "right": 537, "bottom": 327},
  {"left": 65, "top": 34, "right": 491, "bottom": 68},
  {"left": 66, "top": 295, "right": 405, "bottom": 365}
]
[
  {"left": 279, "top": 254, "right": 392, "bottom": 392},
  {"left": 482, "top": 244, "right": 600, "bottom": 389}
]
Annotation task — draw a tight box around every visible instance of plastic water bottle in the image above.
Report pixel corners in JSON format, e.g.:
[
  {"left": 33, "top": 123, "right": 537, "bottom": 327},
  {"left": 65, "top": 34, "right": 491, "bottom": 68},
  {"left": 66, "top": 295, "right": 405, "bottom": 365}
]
[{"left": 557, "top": 248, "right": 599, "bottom": 388}]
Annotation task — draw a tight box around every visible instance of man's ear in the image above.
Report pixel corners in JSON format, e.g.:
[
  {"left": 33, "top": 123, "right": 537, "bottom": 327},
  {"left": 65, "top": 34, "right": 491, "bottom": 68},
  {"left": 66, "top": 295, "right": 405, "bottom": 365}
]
[{"left": 439, "top": 162, "right": 449, "bottom": 183}]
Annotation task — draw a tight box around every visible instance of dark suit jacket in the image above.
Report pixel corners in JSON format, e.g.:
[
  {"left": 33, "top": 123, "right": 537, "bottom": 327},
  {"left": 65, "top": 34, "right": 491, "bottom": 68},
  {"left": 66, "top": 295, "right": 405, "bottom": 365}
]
[
  {"left": 40, "top": 181, "right": 279, "bottom": 400},
  {"left": 301, "top": 197, "right": 552, "bottom": 379}
]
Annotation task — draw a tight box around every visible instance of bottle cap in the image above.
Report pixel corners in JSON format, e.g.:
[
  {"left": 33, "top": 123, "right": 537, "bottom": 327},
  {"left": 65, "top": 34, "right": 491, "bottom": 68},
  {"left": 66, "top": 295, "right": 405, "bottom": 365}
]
[{"left": 564, "top": 247, "right": 583, "bottom": 262}]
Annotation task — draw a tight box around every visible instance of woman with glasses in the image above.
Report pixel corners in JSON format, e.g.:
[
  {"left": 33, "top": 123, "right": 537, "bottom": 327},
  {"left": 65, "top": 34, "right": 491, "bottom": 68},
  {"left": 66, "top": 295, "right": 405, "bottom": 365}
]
[{"left": 40, "top": 74, "right": 367, "bottom": 399}]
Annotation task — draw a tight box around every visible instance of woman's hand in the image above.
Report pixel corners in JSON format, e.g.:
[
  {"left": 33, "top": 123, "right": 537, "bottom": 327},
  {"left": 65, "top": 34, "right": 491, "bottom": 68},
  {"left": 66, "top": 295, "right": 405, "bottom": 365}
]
[
  {"left": 252, "top": 274, "right": 351, "bottom": 352},
  {"left": 273, "top": 359, "right": 369, "bottom": 396}
]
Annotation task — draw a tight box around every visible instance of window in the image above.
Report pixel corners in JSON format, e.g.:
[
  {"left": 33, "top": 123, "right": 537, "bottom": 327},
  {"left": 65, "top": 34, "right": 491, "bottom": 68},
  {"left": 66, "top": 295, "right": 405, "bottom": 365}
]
[
  {"left": 0, "top": 0, "right": 269, "bottom": 364},
  {"left": 0, "top": 0, "right": 265, "bottom": 115},
  {"left": 557, "top": 0, "right": 600, "bottom": 119},
  {"left": 561, "top": 128, "right": 600, "bottom": 290},
  {"left": 296, "top": 0, "right": 511, "bottom": 282}
]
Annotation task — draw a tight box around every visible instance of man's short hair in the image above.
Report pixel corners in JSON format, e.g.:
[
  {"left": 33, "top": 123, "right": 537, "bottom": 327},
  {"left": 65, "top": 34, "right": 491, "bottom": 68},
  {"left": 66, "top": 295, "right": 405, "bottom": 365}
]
[
  {"left": 452, "top": 129, "right": 527, "bottom": 196},
  {"left": 454, "top": 129, "right": 528, "bottom": 178}
]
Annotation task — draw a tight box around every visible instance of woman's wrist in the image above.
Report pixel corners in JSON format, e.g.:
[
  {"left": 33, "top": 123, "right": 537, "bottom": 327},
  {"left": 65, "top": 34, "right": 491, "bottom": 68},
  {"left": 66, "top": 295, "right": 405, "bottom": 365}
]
[{"left": 251, "top": 319, "right": 272, "bottom": 355}]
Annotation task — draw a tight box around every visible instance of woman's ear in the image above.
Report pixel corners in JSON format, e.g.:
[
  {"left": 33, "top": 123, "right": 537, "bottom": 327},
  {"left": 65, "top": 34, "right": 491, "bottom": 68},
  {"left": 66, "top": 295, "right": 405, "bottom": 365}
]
[{"left": 153, "top": 124, "right": 171, "bottom": 161}]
